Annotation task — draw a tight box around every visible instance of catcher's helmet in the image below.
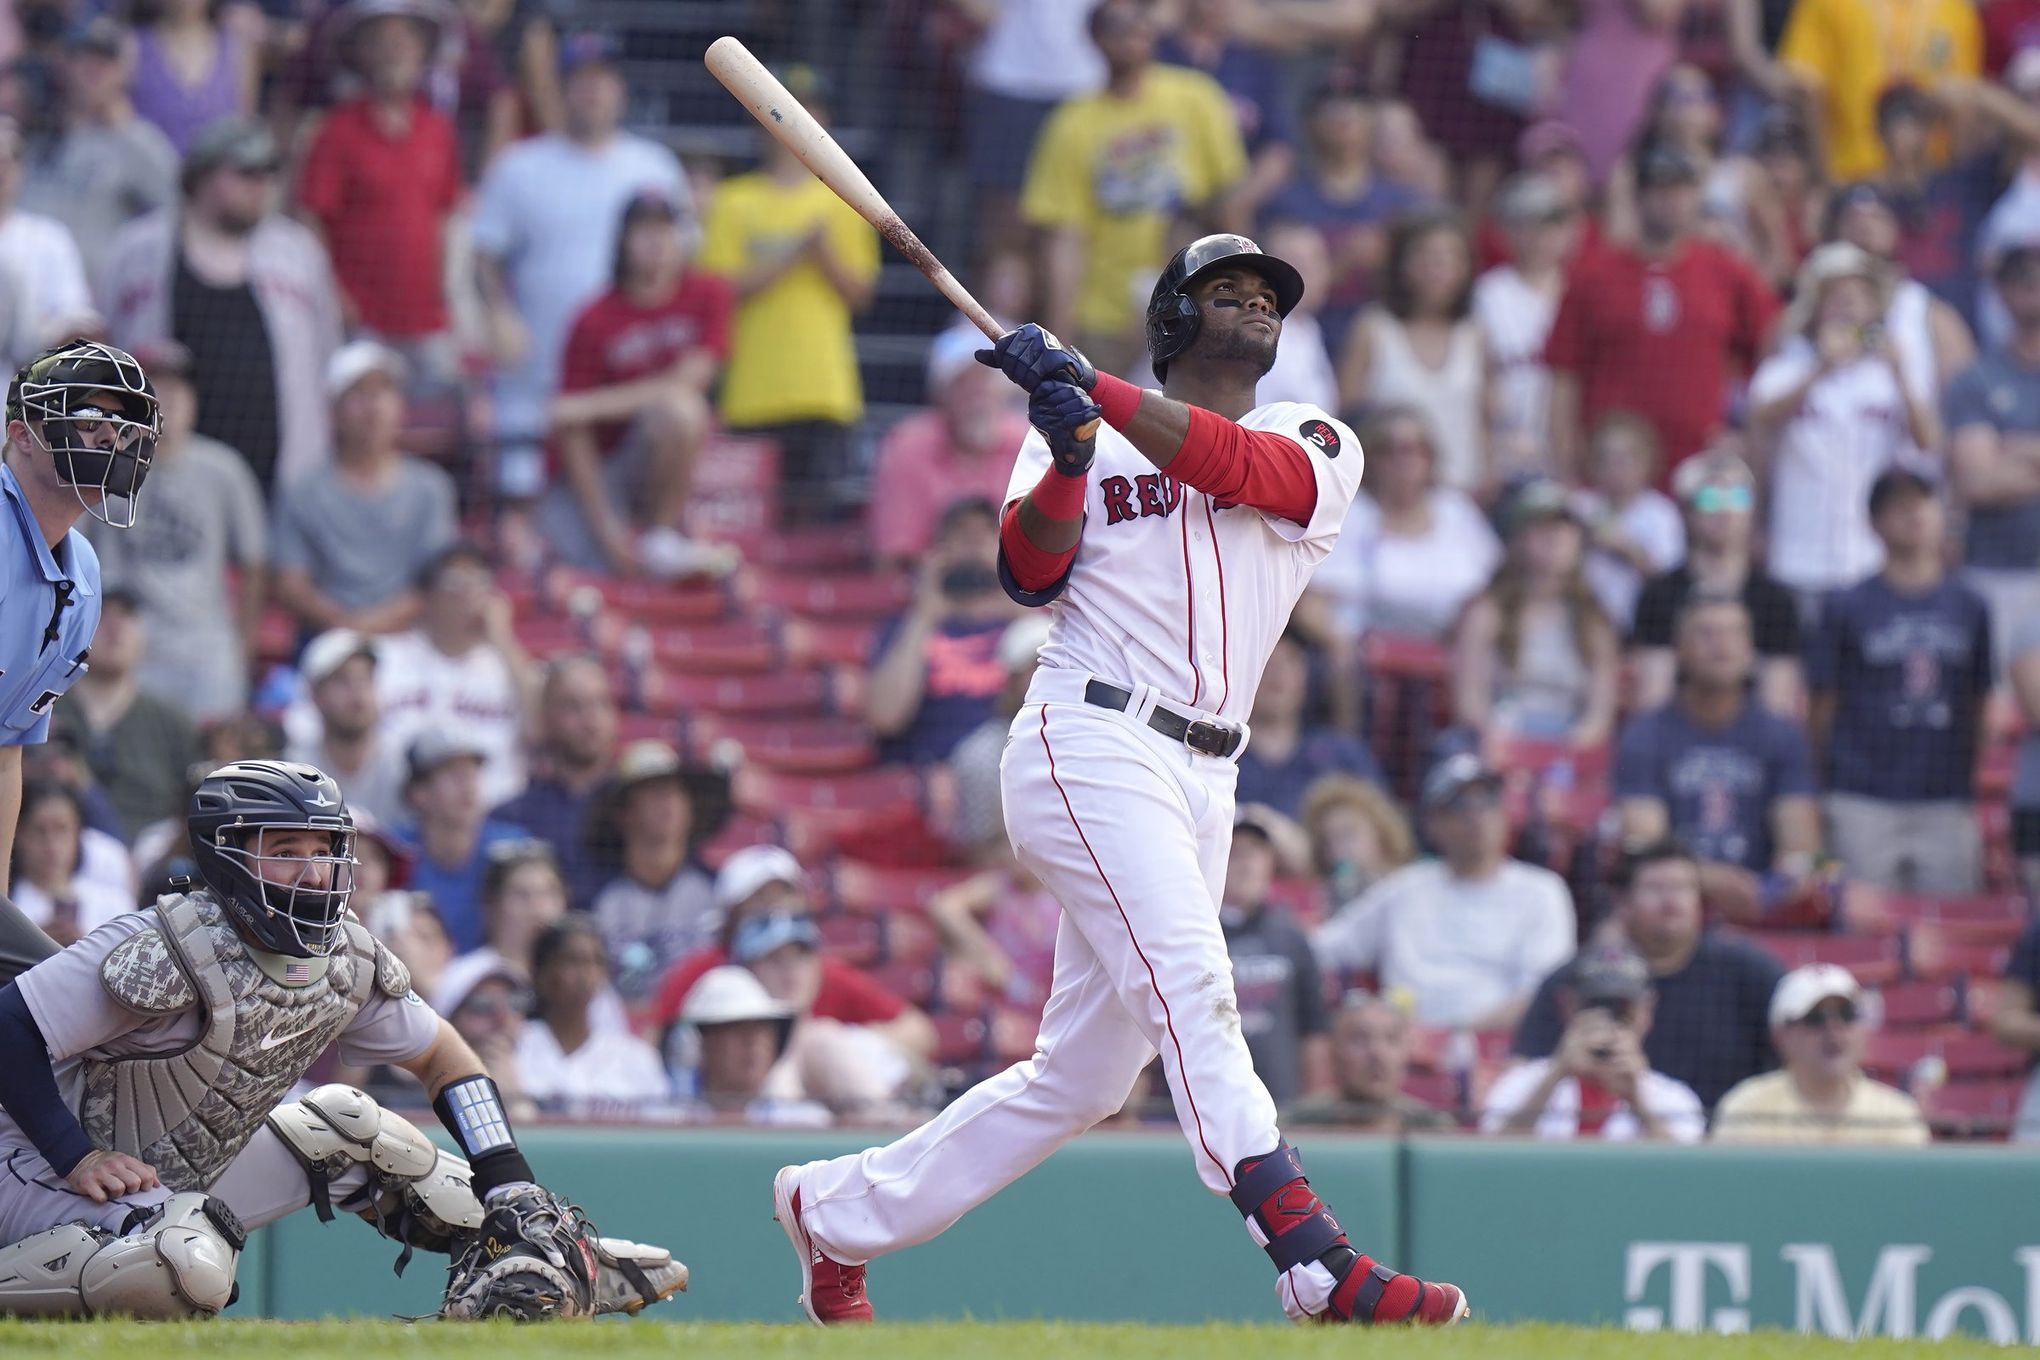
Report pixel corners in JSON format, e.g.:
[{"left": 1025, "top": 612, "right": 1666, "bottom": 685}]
[
  {"left": 6, "top": 339, "right": 160, "bottom": 528},
  {"left": 1145, "top": 233, "right": 1305, "bottom": 380},
  {"left": 188, "top": 761, "right": 357, "bottom": 958}
]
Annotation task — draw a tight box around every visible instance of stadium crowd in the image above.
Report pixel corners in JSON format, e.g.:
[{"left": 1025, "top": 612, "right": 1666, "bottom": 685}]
[{"left": 3, "top": 0, "right": 2040, "bottom": 1144}]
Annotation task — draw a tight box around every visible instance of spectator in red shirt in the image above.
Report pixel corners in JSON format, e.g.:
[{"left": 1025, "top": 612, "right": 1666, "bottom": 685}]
[
  {"left": 539, "top": 190, "right": 738, "bottom": 581},
  {"left": 1545, "top": 144, "right": 1779, "bottom": 480},
  {"left": 646, "top": 846, "right": 937, "bottom": 1062},
  {"left": 296, "top": 4, "right": 461, "bottom": 367}
]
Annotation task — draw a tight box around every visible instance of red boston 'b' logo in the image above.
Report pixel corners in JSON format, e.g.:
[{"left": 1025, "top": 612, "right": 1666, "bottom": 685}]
[{"left": 1300, "top": 419, "right": 1340, "bottom": 458}]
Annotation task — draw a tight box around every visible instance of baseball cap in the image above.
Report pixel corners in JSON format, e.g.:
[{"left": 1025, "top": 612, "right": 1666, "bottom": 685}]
[
  {"left": 1419, "top": 751, "right": 1502, "bottom": 812},
  {"left": 326, "top": 338, "right": 407, "bottom": 399},
  {"left": 1769, "top": 963, "right": 1862, "bottom": 1028},
  {"left": 181, "top": 117, "right": 280, "bottom": 194},
  {"left": 101, "top": 584, "right": 142, "bottom": 612},
  {"left": 997, "top": 614, "right": 1052, "bottom": 675},
  {"left": 681, "top": 964, "right": 795, "bottom": 1026},
  {"left": 1995, "top": 238, "right": 2040, "bottom": 284},
  {"left": 559, "top": 30, "right": 620, "bottom": 77},
  {"left": 405, "top": 728, "right": 486, "bottom": 785},
  {"left": 729, "top": 911, "right": 821, "bottom": 965},
  {"left": 1672, "top": 448, "right": 1756, "bottom": 505},
  {"left": 1569, "top": 942, "right": 1652, "bottom": 1007},
  {"left": 1867, "top": 465, "right": 1937, "bottom": 517},
  {"left": 1501, "top": 477, "right": 1582, "bottom": 535},
  {"left": 614, "top": 738, "right": 685, "bottom": 793},
  {"left": 713, "top": 844, "right": 805, "bottom": 912},
  {"left": 300, "top": 628, "right": 377, "bottom": 685},
  {"left": 925, "top": 325, "right": 986, "bottom": 393},
  {"left": 621, "top": 189, "right": 682, "bottom": 225}
]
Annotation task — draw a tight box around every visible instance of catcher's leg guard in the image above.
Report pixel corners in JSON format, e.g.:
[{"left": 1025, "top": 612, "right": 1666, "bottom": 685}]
[
  {"left": 266, "top": 1083, "right": 482, "bottom": 1266},
  {"left": 0, "top": 1192, "right": 244, "bottom": 1319}
]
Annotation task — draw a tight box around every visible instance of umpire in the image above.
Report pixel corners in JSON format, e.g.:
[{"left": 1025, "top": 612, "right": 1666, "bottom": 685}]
[{"left": 0, "top": 340, "right": 159, "bottom": 984}]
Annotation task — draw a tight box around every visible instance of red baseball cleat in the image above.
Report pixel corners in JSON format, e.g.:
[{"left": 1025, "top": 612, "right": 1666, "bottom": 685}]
[
  {"left": 772, "top": 1164, "right": 874, "bottom": 1325},
  {"left": 1316, "top": 1259, "right": 1470, "bottom": 1326}
]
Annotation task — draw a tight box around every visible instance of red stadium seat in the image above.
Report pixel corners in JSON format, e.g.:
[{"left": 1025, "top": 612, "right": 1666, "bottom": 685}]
[
  {"left": 1400, "top": 1071, "right": 1464, "bottom": 1117},
  {"left": 694, "top": 814, "right": 780, "bottom": 870},
  {"left": 684, "top": 715, "right": 875, "bottom": 773},
  {"left": 748, "top": 523, "right": 873, "bottom": 572},
  {"left": 649, "top": 668, "right": 831, "bottom": 717},
  {"left": 1875, "top": 980, "right": 1962, "bottom": 1028},
  {"left": 783, "top": 804, "right": 939, "bottom": 865},
  {"left": 255, "top": 607, "right": 298, "bottom": 668},
  {"left": 989, "top": 1004, "right": 1043, "bottom": 1063},
  {"left": 650, "top": 620, "right": 780, "bottom": 674},
  {"left": 1907, "top": 923, "right": 2015, "bottom": 982},
  {"left": 745, "top": 569, "right": 913, "bottom": 618},
  {"left": 615, "top": 712, "right": 679, "bottom": 746},
  {"left": 1737, "top": 930, "right": 1903, "bottom": 986},
  {"left": 1858, "top": 1030, "right": 2022, "bottom": 1084},
  {"left": 1923, "top": 1080, "right": 2024, "bottom": 1138},
  {"left": 932, "top": 1010, "right": 990, "bottom": 1066},
  {"left": 1879, "top": 893, "right": 2032, "bottom": 927},
  {"left": 734, "top": 766, "right": 923, "bottom": 817},
  {"left": 830, "top": 861, "right": 977, "bottom": 917},
  {"left": 782, "top": 616, "right": 882, "bottom": 668}
]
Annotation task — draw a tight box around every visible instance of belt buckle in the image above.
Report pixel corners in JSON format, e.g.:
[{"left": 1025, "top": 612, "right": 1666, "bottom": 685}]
[{"left": 1183, "top": 719, "right": 1233, "bottom": 757}]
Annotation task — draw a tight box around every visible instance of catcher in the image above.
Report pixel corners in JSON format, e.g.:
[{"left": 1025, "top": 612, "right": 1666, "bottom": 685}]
[{"left": 0, "top": 758, "right": 686, "bottom": 1320}]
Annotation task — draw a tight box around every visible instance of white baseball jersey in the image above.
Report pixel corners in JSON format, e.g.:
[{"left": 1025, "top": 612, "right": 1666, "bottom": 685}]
[{"left": 1002, "top": 399, "right": 1365, "bottom": 722}]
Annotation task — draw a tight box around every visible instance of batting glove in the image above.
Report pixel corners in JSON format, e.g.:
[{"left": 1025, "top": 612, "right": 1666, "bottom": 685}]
[
  {"left": 976, "top": 323, "right": 1096, "bottom": 394},
  {"left": 1030, "top": 379, "right": 1101, "bottom": 477}
]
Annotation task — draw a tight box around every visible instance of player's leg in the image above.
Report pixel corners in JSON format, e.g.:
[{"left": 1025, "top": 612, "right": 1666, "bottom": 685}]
[
  {"left": 780, "top": 911, "right": 1156, "bottom": 1319},
  {"left": 0, "top": 1149, "right": 239, "bottom": 1318},
  {"left": 1026, "top": 707, "right": 1467, "bottom": 1325}
]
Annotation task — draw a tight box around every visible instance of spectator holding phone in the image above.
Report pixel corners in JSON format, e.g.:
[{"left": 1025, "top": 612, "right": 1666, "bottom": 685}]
[{"left": 1481, "top": 942, "right": 1706, "bottom": 1142}]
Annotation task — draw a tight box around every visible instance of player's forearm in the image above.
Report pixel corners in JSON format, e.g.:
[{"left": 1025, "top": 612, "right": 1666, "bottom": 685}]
[
  {"left": 0, "top": 984, "right": 95, "bottom": 1176},
  {"left": 400, "top": 1018, "right": 488, "bottom": 1100},
  {"left": 1001, "top": 469, "right": 1085, "bottom": 597}
]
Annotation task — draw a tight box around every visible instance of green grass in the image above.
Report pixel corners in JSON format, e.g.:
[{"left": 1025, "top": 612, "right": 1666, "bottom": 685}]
[{"left": 0, "top": 1320, "right": 2013, "bottom": 1360}]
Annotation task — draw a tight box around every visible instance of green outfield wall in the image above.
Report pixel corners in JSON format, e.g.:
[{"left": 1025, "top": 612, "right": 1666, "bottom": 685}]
[{"left": 243, "top": 1128, "right": 2039, "bottom": 1341}]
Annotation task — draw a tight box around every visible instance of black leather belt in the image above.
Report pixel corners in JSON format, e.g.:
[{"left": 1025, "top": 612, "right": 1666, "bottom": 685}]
[{"left": 1083, "top": 679, "right": 1243, "bottom": 758}]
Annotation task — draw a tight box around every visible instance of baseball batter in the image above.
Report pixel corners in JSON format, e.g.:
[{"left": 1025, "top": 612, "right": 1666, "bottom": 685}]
[
  {"left": 774, "top": 235, "right": 1467, "bottom": 1326},
  {"left": 0, "top": 759, "right": 685, "bottom": 1320}
]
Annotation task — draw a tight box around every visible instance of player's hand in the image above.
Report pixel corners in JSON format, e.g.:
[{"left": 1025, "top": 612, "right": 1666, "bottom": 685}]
[
  {"left": 1595, "top": 1029, "right": 1647, "bottom": 1102},
  {"left": 1554, "top": 1009, "right": 1614, "bottom": 1077},
  {"left": 1029, "top": 380, "right": 1100, "bottom": 477},
  {"left": 976, "top": 323, "right": 1096, "bottom": 395},
  {"left": 67, "top": 1149, "right": 159, "bottom": 1203}
]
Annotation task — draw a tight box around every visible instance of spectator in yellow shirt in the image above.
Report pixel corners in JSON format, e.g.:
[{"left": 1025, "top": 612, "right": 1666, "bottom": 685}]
[
  {"left": 1778, "top": 0, "right": 1980, "bottom": 182},
  {"left": 696, "top": 68, "right": 878, "bottom": 523},
  {"left": 1711, "top": 964, "right": 1931, "bottom": 1145},
  {"left": 1021, "top": 0, "right": 1247, "bottom": 371}
]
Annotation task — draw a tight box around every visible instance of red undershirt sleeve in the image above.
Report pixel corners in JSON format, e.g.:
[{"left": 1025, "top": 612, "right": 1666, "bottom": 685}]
[
  {"left": 1089, "top": 373, "right": 1319, "bottom": 525},
  {"left": 997, "top": 468, "right": 1084, "bottom": 605}
]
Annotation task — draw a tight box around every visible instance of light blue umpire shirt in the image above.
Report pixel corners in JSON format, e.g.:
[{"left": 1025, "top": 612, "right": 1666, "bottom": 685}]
[{"left": 0, "top": 463, "right": 99, "bottom": 748}]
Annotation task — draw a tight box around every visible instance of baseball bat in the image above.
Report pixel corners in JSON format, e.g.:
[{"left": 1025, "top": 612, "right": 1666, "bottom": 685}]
[{"left": 705, "top": 36, "right": 1101, "bottom": 440}]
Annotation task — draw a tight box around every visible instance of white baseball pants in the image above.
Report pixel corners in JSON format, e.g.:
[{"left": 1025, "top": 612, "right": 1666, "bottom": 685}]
[{"left": 797, "top": 672, "right": 1286, "bottom": 1262}]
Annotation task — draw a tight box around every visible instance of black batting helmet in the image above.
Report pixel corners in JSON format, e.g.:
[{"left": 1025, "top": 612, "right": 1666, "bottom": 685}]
[
  {"left": 1146, "top": 233, "right": 1305, "bottom": 380},
  {"left": 6, "top": 339, "right": 160, "bottom": 529},
  {"left": 188, "top": 761, "right": 357, "bottom": 958}
]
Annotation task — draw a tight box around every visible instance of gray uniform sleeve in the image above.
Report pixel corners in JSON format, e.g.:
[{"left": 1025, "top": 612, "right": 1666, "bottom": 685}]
[
  {"left": 335, "top": 987, "right": 441, "bottom": 1068},
  {"left": 16, "top": 917, "right": 158, "bottom": 1060}
]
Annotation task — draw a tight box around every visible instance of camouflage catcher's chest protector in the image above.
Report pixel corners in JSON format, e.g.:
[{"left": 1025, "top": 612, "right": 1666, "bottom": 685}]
[{"left": 83, "top": 888, "right": 411, "bottom": 1190}]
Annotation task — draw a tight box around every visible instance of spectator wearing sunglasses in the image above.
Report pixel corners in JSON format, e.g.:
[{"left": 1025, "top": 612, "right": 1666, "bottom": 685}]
[
  {"left": 1712, "top": 965, "right": 1929, "bottom": 1145},
  {"left": 1628, "top": 448, "right": 1805, "bottom": 717},
  {"left": 1480, "top": 942, "right": 1705, "bottom": 1142}
]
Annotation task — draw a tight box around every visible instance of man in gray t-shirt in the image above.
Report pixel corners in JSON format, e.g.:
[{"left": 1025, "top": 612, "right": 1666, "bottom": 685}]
[
  {"left": 273, "top": 341, "right": 456, "bottom": 633},
  {"left": 19, "top": 21, "right": 177, "bottom": 281},
  {"left": 84, "top": 342, "right": 267, "bottom": 722}
]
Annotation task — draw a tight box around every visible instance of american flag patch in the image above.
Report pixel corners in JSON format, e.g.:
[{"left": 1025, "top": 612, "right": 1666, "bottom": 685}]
[{"left": 284, "top": 961, "right": 312, "bottom": 985}]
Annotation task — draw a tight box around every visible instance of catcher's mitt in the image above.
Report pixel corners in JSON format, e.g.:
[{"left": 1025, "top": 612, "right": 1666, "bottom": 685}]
[{"left": 441, "top": 1184, "right": 599, "bottom": 1321}]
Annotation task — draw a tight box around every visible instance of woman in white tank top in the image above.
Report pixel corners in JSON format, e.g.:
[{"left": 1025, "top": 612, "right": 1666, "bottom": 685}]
[{"left": 1338, "top": 210, "right": 1489, "bottom": 491}]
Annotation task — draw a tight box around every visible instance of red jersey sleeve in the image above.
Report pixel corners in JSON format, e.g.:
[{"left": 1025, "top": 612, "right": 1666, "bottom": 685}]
[
  {"left": 690, "top": 272, "right": 736, "bottom": 363},
  {"left": 1542, "top": 272, "right": 1590, "bottom": 374},
  {"left": 814, "top": 958, "right": 907, "bottom": 1024},
  {"left": 558, "top": 297, "right": 613, "bottom": 395},
  {"left": 1168, "top": 405, "right": 1319, "bottom": 525}
]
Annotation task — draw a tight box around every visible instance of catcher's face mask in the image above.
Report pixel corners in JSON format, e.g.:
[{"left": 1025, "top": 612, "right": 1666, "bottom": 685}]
[{"left": 10, "top": 343, "right": 161, "bottom": 529}]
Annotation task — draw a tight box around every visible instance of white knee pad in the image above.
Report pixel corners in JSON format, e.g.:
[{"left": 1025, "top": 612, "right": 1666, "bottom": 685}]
[
  {"left": 0, "top": 1192, "right": 244, "bottom": 1319},
  {"left": 267, "top": 1084, "right": 482, "bottom": 1251}
]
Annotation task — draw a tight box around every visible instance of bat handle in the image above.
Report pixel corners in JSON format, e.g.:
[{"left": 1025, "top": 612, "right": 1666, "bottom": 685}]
[{"left": 1074, "top": 419, "right": 1100, "bottom": 441}]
